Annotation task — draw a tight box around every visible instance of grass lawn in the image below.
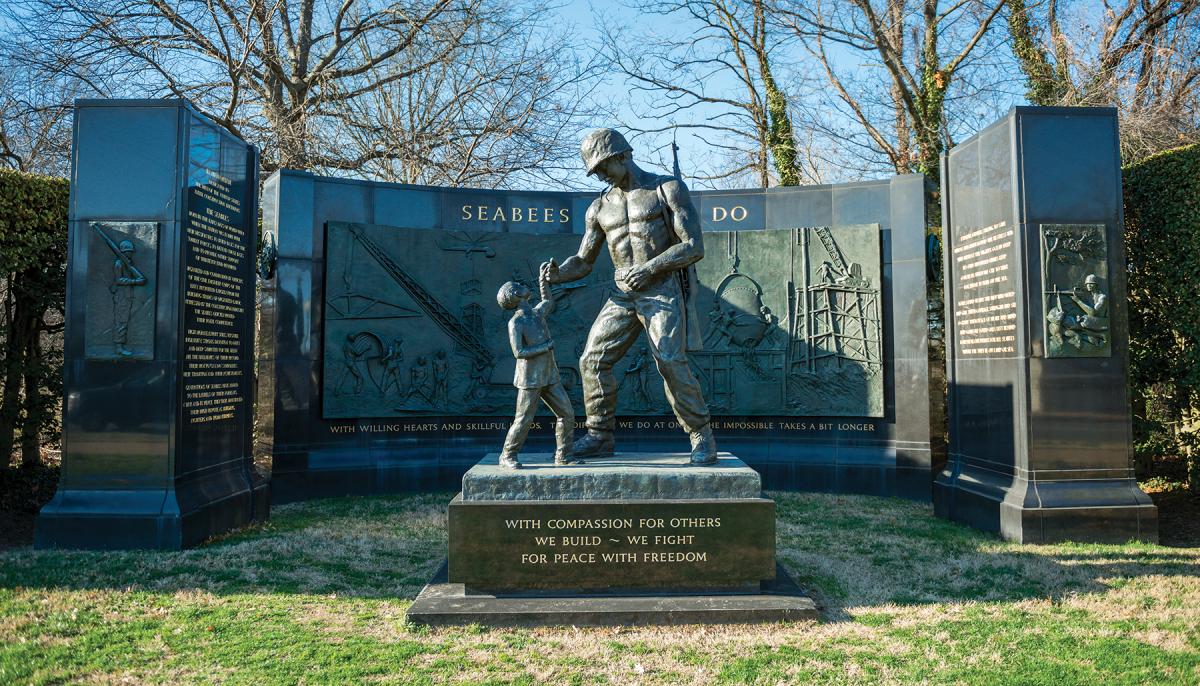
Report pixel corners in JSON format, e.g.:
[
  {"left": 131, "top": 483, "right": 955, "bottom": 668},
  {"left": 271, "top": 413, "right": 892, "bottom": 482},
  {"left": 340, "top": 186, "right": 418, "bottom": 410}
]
[{"left": 1, "top": 492, "right": 1198, "bottom": 685}]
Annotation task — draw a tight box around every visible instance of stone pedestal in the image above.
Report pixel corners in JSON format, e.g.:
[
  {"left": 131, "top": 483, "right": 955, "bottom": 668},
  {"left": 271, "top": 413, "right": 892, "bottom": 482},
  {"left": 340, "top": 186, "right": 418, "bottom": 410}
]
[
  {"left": 407, "top": 453, "right": 816, "bottom": 626},
  {"left": 936, "top": 107, "right": 1157, "bottom": 543},
  {"left": 460, "top": 453, "right": 763, "bottom": 501}
]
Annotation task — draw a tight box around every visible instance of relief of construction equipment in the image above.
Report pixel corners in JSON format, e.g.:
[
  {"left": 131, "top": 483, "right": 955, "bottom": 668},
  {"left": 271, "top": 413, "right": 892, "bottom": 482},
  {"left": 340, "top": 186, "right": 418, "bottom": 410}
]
[{"left": 321, "top": 222, "right": 883, "bottom": 419}]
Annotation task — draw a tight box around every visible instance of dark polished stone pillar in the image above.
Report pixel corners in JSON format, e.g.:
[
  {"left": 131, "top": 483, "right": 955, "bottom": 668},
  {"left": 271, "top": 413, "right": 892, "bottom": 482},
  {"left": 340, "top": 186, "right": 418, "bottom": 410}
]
[
  {"left": 36, "top": 99, "right": 268, "bottom": 549},
  {"left": 935, "top": 107, "right": 1156, "bottom": 543}
]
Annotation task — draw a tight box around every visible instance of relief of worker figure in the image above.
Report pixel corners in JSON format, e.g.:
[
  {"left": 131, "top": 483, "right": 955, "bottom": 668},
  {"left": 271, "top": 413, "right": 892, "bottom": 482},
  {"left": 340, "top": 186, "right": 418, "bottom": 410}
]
[
  {"left": 619, "top": 347, "right": 653, "bottom": 410},
  {"left": 111, "top": 239, "right": 148, "bottom": 357},
  {"left": 1067, "top": 274, "right": 1109, "bottom": 345},
  {"left": 406, "top": 356, "right": 432, "bottom": 404},
  {"left": 336, "top": 333, "right": 372, "bottom": 396},
  {"left": 542, "top": 128, "right": 718, "bottom": 465},
  {"left": 431, "top": 349, "right": 450, "bottom": 408},
  {"left": 379, "top": 337, "right": 405, "bottom": 396},
  {"left": 496, "top": 263, "right": 575, "bottom": 469}
]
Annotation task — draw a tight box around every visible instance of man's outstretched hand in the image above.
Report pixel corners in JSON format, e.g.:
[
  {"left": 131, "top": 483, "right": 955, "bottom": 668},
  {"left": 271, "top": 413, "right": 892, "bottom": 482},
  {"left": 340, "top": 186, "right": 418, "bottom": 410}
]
[{"left": 541, "top": 258, "right": 560, "bottom": 284}]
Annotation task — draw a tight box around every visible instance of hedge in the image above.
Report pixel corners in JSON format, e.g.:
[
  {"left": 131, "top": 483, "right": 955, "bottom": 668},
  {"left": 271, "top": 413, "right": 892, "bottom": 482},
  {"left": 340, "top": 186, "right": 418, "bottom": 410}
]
[
  {"left": 1123, "top": 143, "right": 1200, "bottom": 492},
  {"left": 0, "top": 168, "right": 69, "bottom": 467}
]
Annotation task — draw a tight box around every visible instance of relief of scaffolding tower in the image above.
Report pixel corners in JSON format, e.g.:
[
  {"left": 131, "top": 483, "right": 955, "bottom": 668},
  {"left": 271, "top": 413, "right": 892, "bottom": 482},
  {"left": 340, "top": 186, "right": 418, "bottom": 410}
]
[{"left": 786, "top": 226, "right": 883, "bottom": 413}]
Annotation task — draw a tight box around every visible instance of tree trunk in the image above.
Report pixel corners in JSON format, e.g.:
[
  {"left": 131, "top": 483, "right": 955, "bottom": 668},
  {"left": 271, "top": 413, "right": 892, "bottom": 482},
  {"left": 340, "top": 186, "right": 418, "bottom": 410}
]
[
  {"left": 1007, "top": 0, "right": 1064, "bottom": 105},
  {"left": 915, "top": 71, "right": 946, "bottom": 180},
  {"left": 892, "top": 82, "right": 910, "bottom": 173},
  {"left": 763, "top": 70, "right": 799, "bottom": 186},
  {"left": 0, "top": 287, "right": 28, "bottom": 465},
  {"left": 755, "top": 117, "right": 771, "bottom": 187},
  {"left": 755, "top": 0, "right": 799, "bottom": 186},
  {"left": 911, "top": 1, "right": 946, "bottom": 183},
  {"left": 889, "top": 0, "right": 910, "bottom": 173},
  {"left": 20, "top": 328, "right": 42, "bottom": 468}
]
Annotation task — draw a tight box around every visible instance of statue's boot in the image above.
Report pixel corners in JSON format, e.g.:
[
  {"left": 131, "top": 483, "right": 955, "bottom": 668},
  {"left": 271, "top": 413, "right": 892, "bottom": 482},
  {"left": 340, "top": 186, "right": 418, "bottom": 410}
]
[
  {"left": 498, "top": 453, "right": 521, "bottom": 470},
  {"left": 689, "top": 425, "right": 718, "bottom": 466},
  {"left": 572, "top": 430, "right": 614, "bottom": 460},
  {"left": 554, "top": 419, "right": 578, "bottom": 465}
]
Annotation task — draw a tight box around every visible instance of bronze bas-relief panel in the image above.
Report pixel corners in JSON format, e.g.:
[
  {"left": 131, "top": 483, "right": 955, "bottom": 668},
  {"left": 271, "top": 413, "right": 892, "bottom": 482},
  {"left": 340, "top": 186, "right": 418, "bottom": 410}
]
[
  {"left": 1039, "top": 223, "right": 1111, "bottom": 358},
  {"left": 84, "top": 221, "right": 159, "bottom": 361},
  {"left": 320, "top": 222, "right": 884, "bottom": 418}
]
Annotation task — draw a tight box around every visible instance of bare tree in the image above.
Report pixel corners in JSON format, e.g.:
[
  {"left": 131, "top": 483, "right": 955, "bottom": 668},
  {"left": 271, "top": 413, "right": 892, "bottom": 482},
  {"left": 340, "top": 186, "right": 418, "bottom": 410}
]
[
  {"left": 600, "top": 0, "right": 816, "bottom": 188},
  {"left": 0, "top": 55, "right": 78, "bottom": 176},
  {"left": 333, "top": 8, "right": 603, "bottom": 188},
  {"left": 3, "top": 0, "right": 595, "bottom": 179},
  {"left": 774, "top": 0, "right": 1008, "bottom": 182},
  {"left": 1008, "top": 0, "right": 1200, "bottom": 162}
]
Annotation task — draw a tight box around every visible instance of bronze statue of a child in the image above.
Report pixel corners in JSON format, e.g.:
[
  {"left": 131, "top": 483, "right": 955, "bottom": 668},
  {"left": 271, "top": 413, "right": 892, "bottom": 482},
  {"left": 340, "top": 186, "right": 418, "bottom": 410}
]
[{"left": 495, "top": 262, "right": 575, "bottom": 469}]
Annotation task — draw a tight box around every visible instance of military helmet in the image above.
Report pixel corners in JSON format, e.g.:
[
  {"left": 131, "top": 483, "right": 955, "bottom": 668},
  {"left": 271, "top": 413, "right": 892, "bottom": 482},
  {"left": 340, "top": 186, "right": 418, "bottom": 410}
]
[
  {"left": 581, "top": 128, "right": 633, "bottom": 175},
  {"left": 1084, "top": 274, "right": 1099, "bottom": 285},
  {"left": 118, "top": 240, "right": 135, "bottom": 253}
]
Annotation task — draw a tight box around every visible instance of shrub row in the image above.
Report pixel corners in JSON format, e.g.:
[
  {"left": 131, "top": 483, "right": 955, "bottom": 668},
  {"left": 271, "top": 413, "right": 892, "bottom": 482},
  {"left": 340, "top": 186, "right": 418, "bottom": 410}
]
[
  {"left": 1123, "top": 143, "right": 1200, "bottom": 491},
  {"left": 0, "top": 168, "right": 69, "bottom": 468}
]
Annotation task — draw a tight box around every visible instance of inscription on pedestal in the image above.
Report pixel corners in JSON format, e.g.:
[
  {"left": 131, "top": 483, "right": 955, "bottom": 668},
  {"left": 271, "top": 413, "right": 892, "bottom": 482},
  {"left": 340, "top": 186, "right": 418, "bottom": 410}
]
[
  {"left": 181, "top": 119, "right": 253, "bottom": 429},
  {"left": 951, "top": 221, "right": 1018, "bottom": 357},
  {"left": 448, "top": 497, "right": 775, "bottom": 592}
]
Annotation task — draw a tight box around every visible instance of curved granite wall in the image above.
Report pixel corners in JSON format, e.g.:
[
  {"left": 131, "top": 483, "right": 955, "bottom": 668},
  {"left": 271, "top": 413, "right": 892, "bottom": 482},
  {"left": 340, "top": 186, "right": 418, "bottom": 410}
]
[{"left": 257, "top": 171, "right": 931, "bottom": 502}]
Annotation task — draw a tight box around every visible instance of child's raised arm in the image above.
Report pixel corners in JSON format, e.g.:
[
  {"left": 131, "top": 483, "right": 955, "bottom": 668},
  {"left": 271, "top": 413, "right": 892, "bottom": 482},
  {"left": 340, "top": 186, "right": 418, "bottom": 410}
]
[{"left": 536, "top": 260, "right": 556, "bottom": 315}]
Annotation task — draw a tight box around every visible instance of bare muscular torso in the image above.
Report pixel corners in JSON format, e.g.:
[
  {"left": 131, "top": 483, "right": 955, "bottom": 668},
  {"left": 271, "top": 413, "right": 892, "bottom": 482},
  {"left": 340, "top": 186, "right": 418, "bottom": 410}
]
[
  {"left": 547, "top": 166, "right": 702, "bottom": 293},
  {"left": 593, "top": 179, "right": 676, "bottom": 290}
]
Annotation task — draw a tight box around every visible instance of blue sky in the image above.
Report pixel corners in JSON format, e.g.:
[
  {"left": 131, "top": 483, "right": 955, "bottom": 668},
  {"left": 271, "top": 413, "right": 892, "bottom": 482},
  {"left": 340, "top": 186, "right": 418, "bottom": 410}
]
[
  {"left": 545, "top": 0, "right": 764, "bottom": 187},
  {"left": 0, "top": 0, "right": 1030, "bottom": 188},
  {"left": 544, "top": 0, "right": 1028, "bottom": 189}
]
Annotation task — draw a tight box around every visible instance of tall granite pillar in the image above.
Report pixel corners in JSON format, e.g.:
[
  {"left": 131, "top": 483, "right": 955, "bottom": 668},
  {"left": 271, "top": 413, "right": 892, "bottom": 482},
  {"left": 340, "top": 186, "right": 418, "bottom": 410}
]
[
  {"left": 36, "top": 99, "right": 268, "bottom": 549},
  {"left": 935, "top": 107, "right": 1156, "bottom": 543}
]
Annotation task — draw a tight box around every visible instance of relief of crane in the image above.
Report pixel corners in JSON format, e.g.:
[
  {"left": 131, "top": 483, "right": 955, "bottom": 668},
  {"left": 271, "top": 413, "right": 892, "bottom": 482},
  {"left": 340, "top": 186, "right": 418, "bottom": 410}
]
[{"left": 348, "top": 224, "right": 495, "bottom": 370}]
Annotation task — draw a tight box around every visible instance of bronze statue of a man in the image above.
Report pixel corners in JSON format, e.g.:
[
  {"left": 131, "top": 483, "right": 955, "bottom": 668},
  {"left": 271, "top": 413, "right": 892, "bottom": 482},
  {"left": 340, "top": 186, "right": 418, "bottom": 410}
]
[{"left": 543, "top": 128, "right": 717, "bottom": 465}]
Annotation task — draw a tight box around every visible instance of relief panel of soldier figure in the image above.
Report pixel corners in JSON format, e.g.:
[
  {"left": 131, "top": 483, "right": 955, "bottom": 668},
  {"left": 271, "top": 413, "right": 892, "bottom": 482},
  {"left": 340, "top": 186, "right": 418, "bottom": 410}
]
[
  {"left": 84, "top": 221, "right": 158, "bottom": 361},
  {"left": 1040, "top": 224, "right": 1112, "bottom": 358}
]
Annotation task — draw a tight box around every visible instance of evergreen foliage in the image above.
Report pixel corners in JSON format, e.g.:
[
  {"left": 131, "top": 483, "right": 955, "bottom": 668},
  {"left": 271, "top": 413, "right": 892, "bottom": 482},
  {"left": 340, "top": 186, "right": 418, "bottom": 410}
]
[
  {"left": 1006, "top": 0, "right": 1067, "bottom": 106},
  {"left": 1123, "top": 143, "right": 1200, "bottom": 492},
  {"left": 0, "top": 168, "right": 68, "bottom": 468}
]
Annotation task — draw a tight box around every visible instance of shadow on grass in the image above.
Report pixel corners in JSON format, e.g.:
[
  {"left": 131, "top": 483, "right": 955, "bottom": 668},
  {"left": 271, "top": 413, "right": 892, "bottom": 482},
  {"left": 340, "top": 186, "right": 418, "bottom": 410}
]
[
  {"left": 0, "top": 492, "right": 454, "bottom": 602},
  {"left": 770, "top": 491, "right": 1200, "bottom": 620},
  {"left": 0, "top": 490, "right": 1196, "bottom": 620}
]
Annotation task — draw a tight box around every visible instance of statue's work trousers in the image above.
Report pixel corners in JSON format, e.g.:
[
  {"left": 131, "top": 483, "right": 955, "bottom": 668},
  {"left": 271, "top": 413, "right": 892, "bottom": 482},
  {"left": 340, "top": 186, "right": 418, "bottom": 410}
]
[
  {"left": 501, "top": 382, "right": 573, "bottom": 458},
  {"left": 581, "top": 277, "right": 710, "bottom": 434}
]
